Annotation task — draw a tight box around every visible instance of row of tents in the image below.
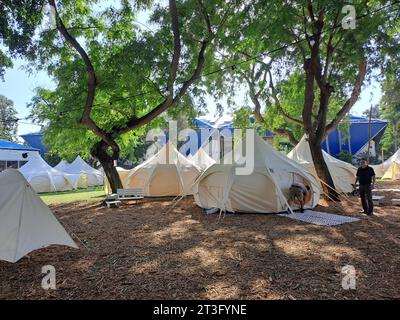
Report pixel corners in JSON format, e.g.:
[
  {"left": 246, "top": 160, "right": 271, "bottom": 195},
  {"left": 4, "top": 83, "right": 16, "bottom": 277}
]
[
  {"left": 18, "top": 155, "right": 103, "bottom": 193},
  {"left": 3, "top": 130, "right": 400, "bottom": 263},
  {"left": 104, "top": 133, "right": 360, "bottom": 213}
]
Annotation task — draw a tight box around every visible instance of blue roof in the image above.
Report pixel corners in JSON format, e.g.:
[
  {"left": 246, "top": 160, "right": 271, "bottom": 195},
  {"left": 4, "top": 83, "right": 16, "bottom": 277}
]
[
  {"left": 194, "top": 116, "right": 274, "bottom": 137},
  {"left": 0, "top": 139, "right": 39, "bottom": 151},
  {"left": 20, "top": 132, "right": 48, "bottom": 155},
  {"left": 321, "top": 115, "right": 388, "bottom": 156}
]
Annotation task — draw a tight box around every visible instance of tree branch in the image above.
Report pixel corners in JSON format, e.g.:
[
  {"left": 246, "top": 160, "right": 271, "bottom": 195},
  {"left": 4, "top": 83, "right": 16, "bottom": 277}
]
[
  {"left": 166, "top": 0, "right": 181, "bottom": 97},
  {"left": 267, "top": 69, "right": 304, "bottom": 127},
  {"left": 115, "top": 38, "right": 209, "bottom": 135},
  {"left": 274, "top": 128, "right": 299, "bottom": 146},
  {"left": 325, "top": 58, "right": 367, "bottom": 138},
  {"left": 48, "top": 0, "right": 120, "bottom": 155}
]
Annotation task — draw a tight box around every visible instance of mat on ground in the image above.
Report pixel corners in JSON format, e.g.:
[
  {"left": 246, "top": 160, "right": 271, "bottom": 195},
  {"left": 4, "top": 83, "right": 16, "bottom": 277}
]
[{"left": 278, "top": 210, "right": 360, "bottom": 226}]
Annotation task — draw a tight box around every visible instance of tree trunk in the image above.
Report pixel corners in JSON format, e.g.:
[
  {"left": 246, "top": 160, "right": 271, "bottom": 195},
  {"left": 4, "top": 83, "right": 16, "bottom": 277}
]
[
  {"left": 308, "top": 137, "right": 340, "bottom": 201},
  {"left": 394, "top": 121, "right": 398, "bottom": 152},
  {"left": 91, "top": 140, "right": 123, "bottom": 193}
]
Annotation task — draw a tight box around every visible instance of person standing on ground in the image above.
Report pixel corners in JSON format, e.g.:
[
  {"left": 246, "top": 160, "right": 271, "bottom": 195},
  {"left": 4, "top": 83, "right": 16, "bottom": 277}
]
[{"left": 355, "top": 159, "right": 376, "bottom": 216}]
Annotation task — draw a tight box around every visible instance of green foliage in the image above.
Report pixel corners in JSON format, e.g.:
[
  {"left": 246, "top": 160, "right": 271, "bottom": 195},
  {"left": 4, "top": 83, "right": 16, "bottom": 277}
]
[
  {"left": 208, "top": 0, "right": 400, "bottom": 144},
  {"left": 380, "top": 123, "right": 397, "bottom": 156},
  {"left": 378, "top": 70, "right": 400, "bottom": 154},
  {"left": 0, "top": 95, "right": 18, "bottom": 141},
  {"left": 337, "top": 150, "right": 353, "bottom": 164},
  {"left": 232, "top": 107, "right": 256, "bottom": 129},
  {"left": 27, "top": 0, "right": 231, "bottom": 160},
  {"left": 0, "top": 0, "right": 46, "bottom": 78}
]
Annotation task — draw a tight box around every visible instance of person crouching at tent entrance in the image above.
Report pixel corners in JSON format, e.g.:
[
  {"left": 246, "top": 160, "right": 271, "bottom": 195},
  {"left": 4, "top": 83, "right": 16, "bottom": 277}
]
[{"left": 288, "top": 182, "right": 311, "bottom": 213}]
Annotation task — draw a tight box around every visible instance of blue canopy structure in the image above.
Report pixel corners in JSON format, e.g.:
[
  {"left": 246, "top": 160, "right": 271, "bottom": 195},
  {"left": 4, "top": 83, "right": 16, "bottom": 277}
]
[
  {"left": 321, "top": 115, "right": 388, "bottom": 157},
  {"left": 20, "top": 132, "right": 48, "bottom": 156},
  {"left": 0, "top": 139, "right": 39, "bottom": 152}
]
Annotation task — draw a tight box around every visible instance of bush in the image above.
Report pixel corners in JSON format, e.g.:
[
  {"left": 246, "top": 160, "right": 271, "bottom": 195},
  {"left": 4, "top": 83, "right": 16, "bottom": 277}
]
[{"left": 337, "top": 150, "right": 353, "bottom": 164}]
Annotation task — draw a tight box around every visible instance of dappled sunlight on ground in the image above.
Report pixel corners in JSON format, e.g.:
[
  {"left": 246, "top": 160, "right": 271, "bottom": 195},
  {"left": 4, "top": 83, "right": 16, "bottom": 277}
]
[{"left": 1, "top": 181, "right": 400, "bottom": 299}]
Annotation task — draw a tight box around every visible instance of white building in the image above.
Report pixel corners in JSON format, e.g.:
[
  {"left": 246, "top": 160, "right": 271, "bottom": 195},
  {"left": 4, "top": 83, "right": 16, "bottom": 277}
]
[{"left": 0, "top": 139, "right": 40, "bottom": 171}]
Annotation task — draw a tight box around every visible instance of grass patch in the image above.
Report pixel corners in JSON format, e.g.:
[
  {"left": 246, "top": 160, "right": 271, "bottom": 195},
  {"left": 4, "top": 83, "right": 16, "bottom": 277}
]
[{"left": 40, "top": 187, "right": 105, "bottom": 205}]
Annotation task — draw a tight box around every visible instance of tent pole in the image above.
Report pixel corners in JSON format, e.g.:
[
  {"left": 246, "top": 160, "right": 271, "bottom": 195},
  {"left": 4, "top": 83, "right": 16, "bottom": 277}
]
[{"left": 367, "top": 104, "right": 373, "bottom": 162}]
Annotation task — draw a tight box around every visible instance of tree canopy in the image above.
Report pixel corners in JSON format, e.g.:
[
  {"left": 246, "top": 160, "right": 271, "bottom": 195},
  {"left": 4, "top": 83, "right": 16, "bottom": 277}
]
[{"left": 0, "top": 95, "right": 18, "bottom": 141}]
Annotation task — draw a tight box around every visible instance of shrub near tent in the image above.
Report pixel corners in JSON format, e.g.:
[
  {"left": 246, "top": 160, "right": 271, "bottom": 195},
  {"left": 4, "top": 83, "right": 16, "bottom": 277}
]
[
  {"left": 193, "top": 133, "right": 320, "bottom": 213},
  {"left": 0, "top": 170, "right": 78, "bottom": 263}
]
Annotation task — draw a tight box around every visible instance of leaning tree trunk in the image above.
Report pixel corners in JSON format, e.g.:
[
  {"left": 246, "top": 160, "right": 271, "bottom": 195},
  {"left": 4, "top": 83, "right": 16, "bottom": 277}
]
[
  {"left": 308, "top": 137, "right": 340, "bottom": 201},
  {"left": 91, "top": 140, "right": 123, "bottom": 193}
]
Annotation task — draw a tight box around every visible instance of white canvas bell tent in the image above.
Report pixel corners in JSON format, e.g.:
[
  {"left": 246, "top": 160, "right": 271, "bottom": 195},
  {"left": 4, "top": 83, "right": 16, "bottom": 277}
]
[
  {"left": 371, "top": 148, "right": 400, "bottom": 178},
  {"left": 18, "top": 153, "right": 79, "bottom": 193},
  {"left": 381, "top": 161, "right": 400, "bottom": 180},
  {"left": 192, "top": 132, "right": 320, "bottom": 213},
  {"left": 287, "top": 136, "right": 357, "bottom": 193},
  {"left": 54, "top": 160, "right": 69, "bottom": 171},
  {"left": 0, "top": 170, "right": 78, "bottom": 263},
  {"left": 54, "top": 160, "right": 89, "bottom": 189},
  {"left": 63, "top": 156, "right": 103, "bottom": 186},
  {"left": 124, "top": 142, "right": 202, "bottom": 197},
  {"left": 187, "top": 147, "right": 216, "bottom": 170}
]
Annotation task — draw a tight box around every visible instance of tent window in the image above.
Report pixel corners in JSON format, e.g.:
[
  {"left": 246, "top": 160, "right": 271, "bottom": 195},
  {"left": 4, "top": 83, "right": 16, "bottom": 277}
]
[
  {"left": 19, "top": 160, "right": 28, "bottom": 168},
  {"left": 6, "top": 161, "right": 18, "bottom": 169},
  {"left": 0, "top": 161, "right": 6, "bottom": 172}
]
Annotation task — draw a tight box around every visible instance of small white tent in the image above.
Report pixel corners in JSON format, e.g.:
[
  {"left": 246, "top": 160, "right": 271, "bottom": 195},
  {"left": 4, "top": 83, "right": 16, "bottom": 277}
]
[
  {"left": 18, "top": 154, "right": 79, "bottom": 193},
  {"left": 0, "top": 170, "right": 78, "bottom": 263},
  {"left": 124, "top": 142, "right": 202, "bottom": 197},
  {"left": 54, "top": 160, "right": 89, "bottom": 189},
  {"left": 63, "top": 156, "right": 103, "bottom": 186},
  {"left": 287, "top": 136, "right": 357, "bottom": 193},
  {"left": 371, "top": 148, "right": 400, "bottom": 178},
  {"left": 187, "top": 147, "right": 216, "bottom": 170},
  {"left": 54, "top": 160, "right": 69, "bottom": 171},
  {"left": 193, "top": 133, "right": 320, "bottom": 213}
]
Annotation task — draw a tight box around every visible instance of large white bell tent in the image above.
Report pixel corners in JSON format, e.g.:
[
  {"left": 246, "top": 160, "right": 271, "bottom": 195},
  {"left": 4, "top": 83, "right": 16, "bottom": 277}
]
[
  {"left": 124, "top": 142, "right": 202, "bottom": 197},
  {"left": 18, "top": 153, "right": 79, "bottom": 193},
  {"left": 192, "top": 132, "right": 320, "bottom": 213},
  {"left": 63, "top": 156, "right": 104, "bottom": 186},
  {"left": 371, "top": 148, "right": 400, "bottom": 179},
  {"left": 0, "top": 170, "right": 78, "bottom": 263},
  {"left": 287, "top": 136, "right": 357, "bottom": 193},
  {"left": 187, "top": 147, "right": 216, "bottom": 170}
]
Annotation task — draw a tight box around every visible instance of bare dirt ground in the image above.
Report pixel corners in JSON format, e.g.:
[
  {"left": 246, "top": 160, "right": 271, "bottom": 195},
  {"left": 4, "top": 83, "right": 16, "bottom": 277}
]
[{"left": 1, "top": 181, "right": 400, "bottom": 300}]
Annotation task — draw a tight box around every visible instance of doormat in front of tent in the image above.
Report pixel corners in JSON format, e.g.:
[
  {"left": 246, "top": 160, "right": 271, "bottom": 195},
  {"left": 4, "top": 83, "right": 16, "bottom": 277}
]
[{"left": 278, "top": 210, "right": 360, "bottom": 226}]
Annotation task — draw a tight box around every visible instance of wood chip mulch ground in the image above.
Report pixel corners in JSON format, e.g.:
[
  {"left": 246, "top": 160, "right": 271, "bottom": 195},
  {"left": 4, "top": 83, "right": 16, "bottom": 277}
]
[{"left": 1, "top": 181, "right": 400, "bottom": 300}]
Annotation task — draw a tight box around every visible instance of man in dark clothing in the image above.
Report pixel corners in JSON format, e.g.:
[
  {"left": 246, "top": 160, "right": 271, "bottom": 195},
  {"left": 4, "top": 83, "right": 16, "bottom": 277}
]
[{"left": 355, "top": 159, "right": 376, "bottom": 216}]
